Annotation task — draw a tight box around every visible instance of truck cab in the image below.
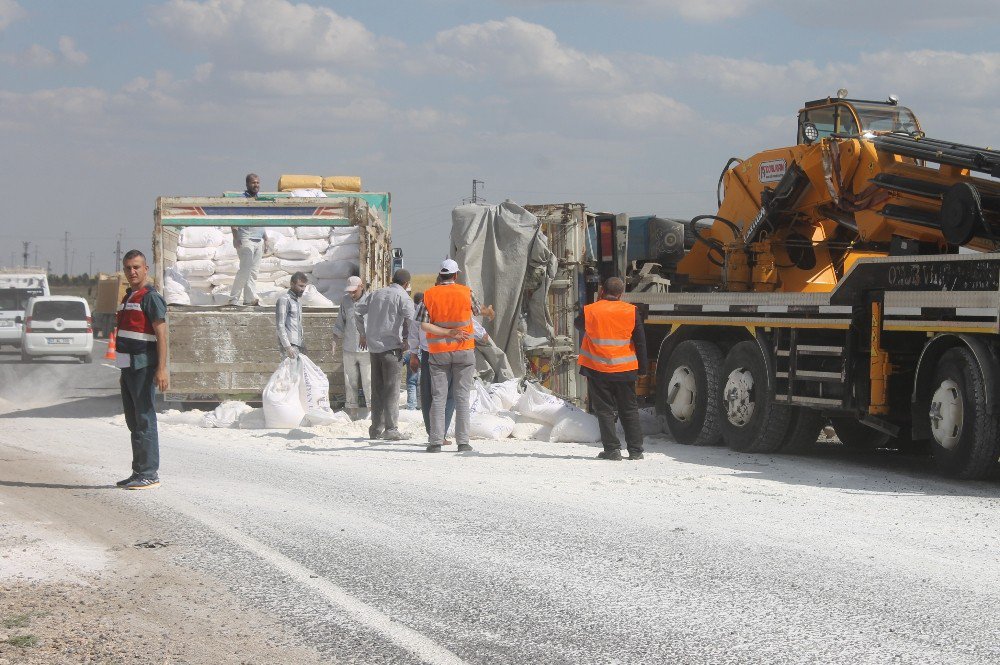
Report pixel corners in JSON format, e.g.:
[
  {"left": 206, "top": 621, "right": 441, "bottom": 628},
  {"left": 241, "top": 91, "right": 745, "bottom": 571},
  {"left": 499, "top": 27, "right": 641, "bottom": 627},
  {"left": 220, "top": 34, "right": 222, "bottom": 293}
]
[{"left": 0, "top": 269, "right": 50, "bottom": 349}]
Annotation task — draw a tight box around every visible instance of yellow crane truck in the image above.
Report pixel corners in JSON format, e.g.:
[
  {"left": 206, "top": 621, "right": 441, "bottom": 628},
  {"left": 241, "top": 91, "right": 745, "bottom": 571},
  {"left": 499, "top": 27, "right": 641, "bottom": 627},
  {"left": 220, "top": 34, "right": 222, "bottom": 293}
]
[{"left": 624, "top": 93, "right": 1000, "bottom": 479}]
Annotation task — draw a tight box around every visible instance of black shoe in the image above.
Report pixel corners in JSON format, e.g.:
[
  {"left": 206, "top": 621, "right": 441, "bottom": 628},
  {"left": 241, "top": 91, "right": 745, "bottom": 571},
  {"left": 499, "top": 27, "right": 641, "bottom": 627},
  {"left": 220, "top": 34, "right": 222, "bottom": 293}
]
[
  {"left": 116, "top": 473, "right": 137, "bottom": 487},
  {"left": 369, "top": 429, "right": 383, "bottom": 440},
  {"left": 382, "top": 430, "right": 405, "bottom": 441},
  {"left": 628, "top": 452, "right": 645, "bottom": 460},
  {"left": 426, "top": 444, "right": 442, "bottom": 453},
  {"left": 456, "top": 443, "right": 473, "bottom": 452},
  {"left": 597, "top": 449, "right": 623, "bottom": 461},
  {"left": 123, "top": 476, "right": 160, "bottom": 490}
]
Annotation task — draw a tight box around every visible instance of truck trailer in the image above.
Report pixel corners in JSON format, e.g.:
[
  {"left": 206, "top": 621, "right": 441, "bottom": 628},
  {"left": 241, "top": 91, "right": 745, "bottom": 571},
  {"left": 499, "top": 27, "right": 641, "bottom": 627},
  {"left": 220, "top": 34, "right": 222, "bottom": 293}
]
[{"left": 153, "top": 192, "right": 393, "bottom": 406}]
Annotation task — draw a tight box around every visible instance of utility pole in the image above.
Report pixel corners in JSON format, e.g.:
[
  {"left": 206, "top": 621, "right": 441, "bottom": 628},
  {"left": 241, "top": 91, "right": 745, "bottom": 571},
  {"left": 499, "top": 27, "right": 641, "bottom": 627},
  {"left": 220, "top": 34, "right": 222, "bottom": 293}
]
[
  {"left": 463, "top": 179, "right": 485, "bottom": 205},
  {"left": 89, "top": 252, "right": 94, "bottom": 277},
  {"left": 114, "top": 230, "right": 122, "bottom": 270},
  {"left": 63, "top": 231, "right": 69, "bottom": 275},
  {"left": 70, "top": 249, "right": 76, "bottom": 276},
  {"left": 33, "top": 246, "right": 38, "bottom": 266},
  {"left": 22, "top": 241, "right": 29, "bottom": 268}
]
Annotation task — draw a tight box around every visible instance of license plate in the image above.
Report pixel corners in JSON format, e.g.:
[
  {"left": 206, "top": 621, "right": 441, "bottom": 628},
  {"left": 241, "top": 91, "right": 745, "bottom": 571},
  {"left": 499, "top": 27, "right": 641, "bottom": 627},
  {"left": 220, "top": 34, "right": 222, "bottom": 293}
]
[
  {"left": 46, "top": 338, "right": 71, "bottom": 345},
  {"left": 0, "top": 320, "right": 13, "bottom": 328}
]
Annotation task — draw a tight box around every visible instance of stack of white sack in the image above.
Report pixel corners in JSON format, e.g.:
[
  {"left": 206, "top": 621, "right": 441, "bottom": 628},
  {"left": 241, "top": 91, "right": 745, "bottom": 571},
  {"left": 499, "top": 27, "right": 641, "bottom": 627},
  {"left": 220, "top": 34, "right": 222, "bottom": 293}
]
[
  {"left": 513, "top": 382, "right": 602, "bottom": 443},
  {"left": 263, "top": 354, "right": 350, "bottom": 427},
  {"left": 167, "top": 224, "right": 357, "bottom": 307}
]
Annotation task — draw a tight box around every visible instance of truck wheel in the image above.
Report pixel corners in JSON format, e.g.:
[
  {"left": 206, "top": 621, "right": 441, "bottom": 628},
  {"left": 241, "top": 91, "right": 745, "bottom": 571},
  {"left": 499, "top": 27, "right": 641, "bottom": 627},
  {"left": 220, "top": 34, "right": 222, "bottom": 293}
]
[
  {"left": 830, "top": 417, "right": 889, "bottom": 450},
  {"left": 927, "top": 347, "right": 1000, "bottom": 479},
  {"left": 658, "top": 340, "right": 724, "bottom": 446},
  {"left": 780, "top": 408, "right": 826, "bottom": 454},
  {"left": 720, "top": 341, "right": 792, "bottom": 453}
]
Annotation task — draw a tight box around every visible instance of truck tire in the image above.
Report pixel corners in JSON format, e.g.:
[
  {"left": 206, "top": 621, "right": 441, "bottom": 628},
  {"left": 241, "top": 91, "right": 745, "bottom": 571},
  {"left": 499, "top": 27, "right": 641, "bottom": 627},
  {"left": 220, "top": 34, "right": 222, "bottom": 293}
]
[
  {"left": 659, "top": 340, "right": 724, "bottom": 446},
  {"left": 719, "top": 341, "right": 792, "bottom": 453},
  {"left": 830, "top": 417, "right": 890, "bottom": 450},
  {"left": 780, "top": 407, "right": 825, "bottom": 454},
  {"left": 927, "top": 347, "right": 1000, "bottom": 479}
]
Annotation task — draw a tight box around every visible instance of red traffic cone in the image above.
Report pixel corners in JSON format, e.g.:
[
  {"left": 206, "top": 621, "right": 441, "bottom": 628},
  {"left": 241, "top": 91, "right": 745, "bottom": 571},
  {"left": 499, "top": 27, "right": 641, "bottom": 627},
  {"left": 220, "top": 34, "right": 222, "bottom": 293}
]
[{"left": 104, "top": 329, "right": 117, "bottom": 360}]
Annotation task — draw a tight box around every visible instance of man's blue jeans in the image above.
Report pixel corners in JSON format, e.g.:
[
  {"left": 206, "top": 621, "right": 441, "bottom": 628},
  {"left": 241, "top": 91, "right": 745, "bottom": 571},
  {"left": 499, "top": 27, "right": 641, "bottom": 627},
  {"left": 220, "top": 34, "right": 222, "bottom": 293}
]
[
  {"left": 120, "top": 365, "right": 159, "bottom": 479},
  {"left": 403, "top": 351, "right": 420, "bottom": 409}
]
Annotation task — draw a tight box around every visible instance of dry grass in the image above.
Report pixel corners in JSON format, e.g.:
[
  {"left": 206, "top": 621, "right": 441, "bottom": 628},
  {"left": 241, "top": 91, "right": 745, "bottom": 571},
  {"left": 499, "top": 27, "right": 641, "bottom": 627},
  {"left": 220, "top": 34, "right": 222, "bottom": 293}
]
[{"left": 409, "top": 273, "right": 437, "bottom": 297}]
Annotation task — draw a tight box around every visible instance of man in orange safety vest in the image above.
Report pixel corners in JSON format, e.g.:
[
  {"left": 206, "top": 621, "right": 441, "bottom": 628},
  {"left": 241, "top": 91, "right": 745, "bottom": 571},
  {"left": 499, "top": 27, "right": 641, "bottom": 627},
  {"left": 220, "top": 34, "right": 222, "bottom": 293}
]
[{"left": 576, "top": 276, "right": 648, "bottom": 461}]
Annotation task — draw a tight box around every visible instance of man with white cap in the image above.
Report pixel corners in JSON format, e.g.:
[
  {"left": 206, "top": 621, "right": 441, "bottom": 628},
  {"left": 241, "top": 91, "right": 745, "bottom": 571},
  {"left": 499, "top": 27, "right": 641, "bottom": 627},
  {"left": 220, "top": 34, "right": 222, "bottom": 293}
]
[
  {"left": 332, "top": 275, "right": 371, "bottom": 420},
  {"left": 418, "top": 259, "right": 495, "bottom": 453}
]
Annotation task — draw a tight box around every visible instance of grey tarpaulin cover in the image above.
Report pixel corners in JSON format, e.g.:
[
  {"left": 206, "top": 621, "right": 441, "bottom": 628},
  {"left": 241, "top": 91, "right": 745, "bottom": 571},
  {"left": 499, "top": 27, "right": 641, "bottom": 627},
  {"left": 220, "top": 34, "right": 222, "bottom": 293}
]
[{"left": 451, "top": 202, "right": 558, "bottom": 378}]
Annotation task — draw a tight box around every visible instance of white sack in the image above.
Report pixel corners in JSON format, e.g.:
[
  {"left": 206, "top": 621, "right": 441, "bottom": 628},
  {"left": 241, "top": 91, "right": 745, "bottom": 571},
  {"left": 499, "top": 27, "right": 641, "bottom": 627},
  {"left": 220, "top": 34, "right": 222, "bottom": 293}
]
[
  {"left": 265, "top": 227, "right": 296, "bottom": 238},
  {"left": 313, "top": 259, "right": 358, "bottom": 280},
  {"left": 510, "top": 415, "right": 552, "bottom": 441},
  {"left": 300, "top": 354, "right": 338, "bottom": 425},
  {"left": 213, "top": 258, "right": 240, "bottom": 275},
  {"left": 468, "top": 414, "right": 515, "bottom": 440},
  {"left": 549, "top": 411, "right": 602, "bottom": 443},
  {"left": 177, "top": 245, "right": 217, "bottom": 261},
  {"left": 164, "top": 268, "right": 190, "bottom": 305},
  {"left": 275, "top": 274, "right": 292, "bottom": 289},
  {"left": 208, "top": 274, "right": 235, "bottom": 287},
  {"left": 301, "top": 238, "right": 330, "bottom": 254},
  {"left": 263, "top": 358, "right": 306, "bottom": 428},
  {"left": 202, "top": 401, "right": 253, "bottom": 428},
  {"left": 299, "top": 285, "right": 334, "bottom": 308},
  {"left": 175, "top": 259, "right": 216, "bottom": 278},
  {"left": 258, "top": 290, "right": 282, "bottom": 307},
  {"left": 514, "top": 382, "right": 576, "bottom": 425},
  {"left": 214, "top": 243, "right": 238, "bottom": 260},
  {"left": 258, "top": 256, "right": 282, "bottom": 273},
  {"left": 288, "top": 189, "right": 326, "bottom": 198},
  {"left": 324, "top": 242, "right": 360, "bottom": 262},
  {"left": 179, "top": 227, "right": 225, "bottom": 248},
  {"left": 164, "top": 287, "right": 190, "bottom": 306},
  {"left": 330, "top": 226, "right": 360, "bottom": 240},
  {"left": 275, "top": 238, "right": 319, "bottom": 260},
  {"left": 296, "top": 226, "right": 332, "bottom": 239},
  {"left": 189, "top": 289, "right": 215, "bottom": 306},
  {"left": 470, "top": 379, "right": 501, "bottom": 415},
  {"left": 280, "top": 258, "right": 318, "bottom": 273},
  {"left": 158, "top": 409, "right": 209, "bottom": 426},
  {"left": 488, "top": 379, "right": 522, "bottom": 411}
]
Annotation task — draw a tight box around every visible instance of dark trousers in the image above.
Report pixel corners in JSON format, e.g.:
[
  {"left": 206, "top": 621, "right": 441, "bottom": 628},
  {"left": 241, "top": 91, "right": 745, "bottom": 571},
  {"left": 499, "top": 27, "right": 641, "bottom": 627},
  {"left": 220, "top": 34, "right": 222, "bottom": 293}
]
[
  {"left": 420, "top": 350, "right": 454, "bottom": 436},
  {"left": 120, "top": 366, "right": 159, "bottom": 478},
  {"left": 587, "top": 375, "right": 644, "bottom": 455},
  {"left": 369, "top": 349, "right": 403, "bottom": 437}
]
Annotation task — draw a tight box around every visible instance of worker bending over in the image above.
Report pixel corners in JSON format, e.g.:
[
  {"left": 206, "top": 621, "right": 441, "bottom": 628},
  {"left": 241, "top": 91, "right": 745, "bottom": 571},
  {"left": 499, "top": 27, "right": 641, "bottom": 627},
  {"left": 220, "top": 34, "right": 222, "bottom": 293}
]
[
  {"left": 418, "top": 259, "right": 494, "bottom": 453},
  {"left": 576, "top": 276, "right": 648, "bottom": 461}
]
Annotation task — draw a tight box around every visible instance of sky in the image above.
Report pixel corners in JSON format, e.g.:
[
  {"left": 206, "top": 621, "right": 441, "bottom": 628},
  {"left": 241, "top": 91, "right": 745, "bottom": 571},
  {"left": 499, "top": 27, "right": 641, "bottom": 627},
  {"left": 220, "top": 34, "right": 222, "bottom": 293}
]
[{"left": 1, "top": 0, "right": 999, "bottom": 274}]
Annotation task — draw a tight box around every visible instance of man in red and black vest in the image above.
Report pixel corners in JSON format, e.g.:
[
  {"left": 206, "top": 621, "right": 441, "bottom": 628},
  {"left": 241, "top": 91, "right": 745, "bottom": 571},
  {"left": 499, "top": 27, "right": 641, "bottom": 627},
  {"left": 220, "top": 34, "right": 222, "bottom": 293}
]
[
  {"left": 576, "top": 277, "right": 648, "bottom": 461},
  {"left": 115, "top": 250, "right": 169, "bottom": 489}
]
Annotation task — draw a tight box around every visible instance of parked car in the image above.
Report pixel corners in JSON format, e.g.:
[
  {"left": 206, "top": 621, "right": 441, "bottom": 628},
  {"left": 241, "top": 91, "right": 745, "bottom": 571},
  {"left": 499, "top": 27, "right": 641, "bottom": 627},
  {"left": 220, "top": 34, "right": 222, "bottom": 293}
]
[{"left": 20, "top": 296, "right": 94, "bottom": 363}]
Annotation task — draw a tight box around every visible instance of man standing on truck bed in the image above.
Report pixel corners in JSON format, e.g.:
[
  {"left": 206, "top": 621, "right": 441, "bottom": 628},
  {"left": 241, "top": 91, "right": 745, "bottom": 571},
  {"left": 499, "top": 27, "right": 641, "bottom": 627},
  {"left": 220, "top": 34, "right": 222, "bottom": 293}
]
[
  {"left": 356, "top": 269, "right": 415, "bottom": 441},
  {"left": 115, "top": 250, "right": 168, "bottom": 490},
  {"left": 276, "top": 272, "right": 308, "bottom": 359},
  {"left": 332, "top": 275, "right": 371, "bottom": 421},
  {"left": 576, "top": 276, "right": 647, "bottom": 461},
  {"left": 228, "top": 173, "right": 263, "bottom": 306}
]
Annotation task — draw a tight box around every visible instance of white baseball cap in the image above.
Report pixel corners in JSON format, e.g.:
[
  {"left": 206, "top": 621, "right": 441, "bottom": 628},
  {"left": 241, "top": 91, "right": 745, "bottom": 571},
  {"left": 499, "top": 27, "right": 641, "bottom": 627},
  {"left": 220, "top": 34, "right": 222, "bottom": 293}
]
[
  {"left": 439, "top": 258, "right": 460, "bottom": 275},
  {"left": 344, "top": 276, "right": 363, "bottom": 293}
]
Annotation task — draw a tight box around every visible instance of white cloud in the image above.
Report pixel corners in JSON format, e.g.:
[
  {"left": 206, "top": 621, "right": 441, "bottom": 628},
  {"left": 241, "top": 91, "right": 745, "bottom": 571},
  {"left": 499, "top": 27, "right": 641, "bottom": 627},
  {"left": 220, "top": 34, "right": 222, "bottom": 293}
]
[
  {"left": 150, "top": 0, "right": 382, "bottom": 67},
  {"left": 57, "top": 36, "right": 88, "bottom": 65},
  {"left": 428, "top": 17, "right": 623, "bottom": 90},
  {"left": 508, "top": 0, "right": 758, "bottom": 21},
  {"left": 1, "top": 37, "right": 89, "bottom": 67},
  {"left": 227, "top": 68, "right": 355, "bottom": 96},
  {"left": 582, "top": 92, "right": 696, "bottom": 131},
  {"left": 0, "top": 0, "right": 25, "bottom": 31}
]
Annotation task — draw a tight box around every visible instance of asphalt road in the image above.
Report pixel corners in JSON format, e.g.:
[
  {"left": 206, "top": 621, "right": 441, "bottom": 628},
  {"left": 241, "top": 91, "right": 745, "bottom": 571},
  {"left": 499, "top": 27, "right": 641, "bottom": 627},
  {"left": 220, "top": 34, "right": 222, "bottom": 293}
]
[{"left": 2, "top": 345, "right": 1000, "bottom": 664}]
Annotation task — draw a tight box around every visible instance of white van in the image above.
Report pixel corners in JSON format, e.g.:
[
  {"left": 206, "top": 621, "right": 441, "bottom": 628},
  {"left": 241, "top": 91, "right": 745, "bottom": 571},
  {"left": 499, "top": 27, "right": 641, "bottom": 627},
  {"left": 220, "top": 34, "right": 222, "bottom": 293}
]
[
  {"left": 0, "top": 269, "right": 49, "bottom": 349},
  {"left": 20, "top": 296, "right": 94, "bottom": 363}
]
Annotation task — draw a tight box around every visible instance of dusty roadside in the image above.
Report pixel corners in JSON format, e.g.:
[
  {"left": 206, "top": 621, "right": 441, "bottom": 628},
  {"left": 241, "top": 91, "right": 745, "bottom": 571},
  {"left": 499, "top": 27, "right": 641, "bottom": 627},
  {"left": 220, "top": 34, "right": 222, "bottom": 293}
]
[{"left": 0, "top": 455, "right": 326, "bottom": 665}]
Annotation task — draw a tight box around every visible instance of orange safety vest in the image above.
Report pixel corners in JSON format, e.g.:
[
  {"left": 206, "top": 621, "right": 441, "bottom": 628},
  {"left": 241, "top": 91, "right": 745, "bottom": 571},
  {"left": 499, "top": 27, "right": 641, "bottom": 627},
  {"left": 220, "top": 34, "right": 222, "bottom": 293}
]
[
  {"left": 578, "top": 299, "right": 639, "bottom": 373},
  {"left": 424, "top": 283, "right": 475, "bottom": 354}
]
